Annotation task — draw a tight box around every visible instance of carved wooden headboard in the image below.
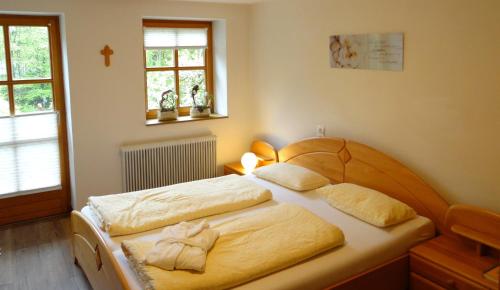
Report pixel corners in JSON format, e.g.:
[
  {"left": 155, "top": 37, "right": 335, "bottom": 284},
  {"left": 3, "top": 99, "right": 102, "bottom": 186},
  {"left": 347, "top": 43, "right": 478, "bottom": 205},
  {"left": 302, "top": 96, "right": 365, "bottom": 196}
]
[{"left": 278, "top": 137, "right": 450, "bottom": 233}]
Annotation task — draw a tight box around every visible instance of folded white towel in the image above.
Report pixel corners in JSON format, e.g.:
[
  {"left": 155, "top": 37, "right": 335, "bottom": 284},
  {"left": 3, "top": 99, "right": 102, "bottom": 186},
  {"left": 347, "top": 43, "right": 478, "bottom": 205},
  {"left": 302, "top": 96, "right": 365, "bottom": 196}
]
[{"left": 145, "top": 220, "right": 219, "bottom": 272}]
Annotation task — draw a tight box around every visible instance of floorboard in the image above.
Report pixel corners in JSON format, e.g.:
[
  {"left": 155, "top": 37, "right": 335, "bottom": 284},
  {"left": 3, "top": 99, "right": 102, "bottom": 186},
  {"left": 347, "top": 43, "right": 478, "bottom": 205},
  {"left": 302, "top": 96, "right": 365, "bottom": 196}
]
[{"left": 0, "top": 216, "right": 92, "bottom": 290}]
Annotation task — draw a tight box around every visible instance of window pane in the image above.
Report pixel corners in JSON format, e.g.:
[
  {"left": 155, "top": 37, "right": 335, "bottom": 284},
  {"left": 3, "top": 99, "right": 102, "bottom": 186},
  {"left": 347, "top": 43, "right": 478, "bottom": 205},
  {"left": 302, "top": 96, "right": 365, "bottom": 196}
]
[
  {"left": 14, "top": 83, "right": 53, "bottom": 114},
  {"left": 17, "top": 140, "right": 60, "bottom": 192},
  {"left": 178, "top": 48, "right": 205, "bottom": 67},
  {"left": 0, "top": 140, "right": 60, "bottom": 195},
  {"left": 9, "top": 26, "right": 52, "bottom": 80},
  {"left": 0, "top": 113, "right": 60, "bottom": 195},
  {"left": 0, "top": 27, "right": 7, "bottom": 81},
  {"left": 0, "top": 86, "right": 9, "bottom": 116},
  {"left": 0, "top": 145, "right": 16, "bottom": 195},
  {"left": 146, "top": 71, "right": 175, "bottom": 110},
  {"left": 145, "top": 49, "right": 174, "bottom": 68},
  {"left": 179, "top": 70, "right": 206, "bottom": 107},
  {"left": 0, "top": 113, "right": 58, "bottom": 144}
]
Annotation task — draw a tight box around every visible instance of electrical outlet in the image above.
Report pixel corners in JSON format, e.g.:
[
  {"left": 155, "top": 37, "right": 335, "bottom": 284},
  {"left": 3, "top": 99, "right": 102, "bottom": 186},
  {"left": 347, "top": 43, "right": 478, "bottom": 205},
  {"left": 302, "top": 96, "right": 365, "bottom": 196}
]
[{"left": 316, "top": 125, "right": 325, "bottom": 137}]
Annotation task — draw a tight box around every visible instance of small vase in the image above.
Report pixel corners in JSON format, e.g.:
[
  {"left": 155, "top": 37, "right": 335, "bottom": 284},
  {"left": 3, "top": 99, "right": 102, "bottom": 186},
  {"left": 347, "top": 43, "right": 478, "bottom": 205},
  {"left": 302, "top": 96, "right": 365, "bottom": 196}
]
[
  {"left": 190, "top": 107, "right": 211, "bottom": 118},
  {"left": 157, "top": 110, "right": 178, "bottom": 121}
]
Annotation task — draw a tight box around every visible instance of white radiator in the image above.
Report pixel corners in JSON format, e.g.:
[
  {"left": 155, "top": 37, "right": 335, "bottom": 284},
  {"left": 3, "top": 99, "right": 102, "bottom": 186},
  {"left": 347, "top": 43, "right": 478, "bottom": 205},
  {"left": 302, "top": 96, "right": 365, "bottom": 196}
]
[{"left": 120, "top": 135, "right": 217, "bottom": 192}]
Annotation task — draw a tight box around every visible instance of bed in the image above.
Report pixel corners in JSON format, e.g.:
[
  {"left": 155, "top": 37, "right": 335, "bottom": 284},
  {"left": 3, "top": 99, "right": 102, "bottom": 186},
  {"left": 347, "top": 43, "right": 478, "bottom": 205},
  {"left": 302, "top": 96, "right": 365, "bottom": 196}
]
[{"left": 72, "top": 137, "right": 450, "bottom": 290}]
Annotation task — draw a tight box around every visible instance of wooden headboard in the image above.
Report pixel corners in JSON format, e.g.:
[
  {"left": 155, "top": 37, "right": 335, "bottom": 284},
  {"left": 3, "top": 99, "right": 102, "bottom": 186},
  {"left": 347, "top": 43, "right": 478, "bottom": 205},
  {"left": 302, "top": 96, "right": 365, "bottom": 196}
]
[{"left": 278, "top": 137, "right": 450, "bottom": 233}]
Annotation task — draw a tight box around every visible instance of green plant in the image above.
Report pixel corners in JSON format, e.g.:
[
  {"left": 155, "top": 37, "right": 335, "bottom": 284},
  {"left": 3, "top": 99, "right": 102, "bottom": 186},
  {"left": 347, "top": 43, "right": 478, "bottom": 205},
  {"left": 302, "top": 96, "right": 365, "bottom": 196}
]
[
  {"left": 159, "top": 90, "right": 178, "bottom": 112},
  {"left": 190, "top": 85, "right": 212, "bottom": 112}
]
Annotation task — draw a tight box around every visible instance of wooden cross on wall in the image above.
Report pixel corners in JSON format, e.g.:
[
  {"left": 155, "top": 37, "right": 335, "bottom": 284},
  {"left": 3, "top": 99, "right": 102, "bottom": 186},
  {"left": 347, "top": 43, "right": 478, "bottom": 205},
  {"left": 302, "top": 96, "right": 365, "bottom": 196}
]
[{"left": 100, "top": 45, "right": 114, "bottom": 67}]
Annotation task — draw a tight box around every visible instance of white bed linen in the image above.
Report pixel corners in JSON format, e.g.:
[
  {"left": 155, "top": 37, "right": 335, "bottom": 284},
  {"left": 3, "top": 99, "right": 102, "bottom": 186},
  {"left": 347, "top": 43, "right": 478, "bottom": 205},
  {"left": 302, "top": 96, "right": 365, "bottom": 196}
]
[{"left": 82, "top": 175, "right": 435, "bottom": 290}]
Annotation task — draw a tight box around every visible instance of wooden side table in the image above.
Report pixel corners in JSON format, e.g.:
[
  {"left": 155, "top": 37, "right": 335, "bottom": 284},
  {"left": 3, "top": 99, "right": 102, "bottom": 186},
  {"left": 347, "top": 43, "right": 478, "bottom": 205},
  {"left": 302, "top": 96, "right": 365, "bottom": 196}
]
[
  {"left": 409, "top": 205, "right": 499, "bottom": 290},
  {"left": 410, "top": 235, "right": 497, "bottom": 289},
  {"left": 223, "top": 162, "right": 248, "bottom": 176}
]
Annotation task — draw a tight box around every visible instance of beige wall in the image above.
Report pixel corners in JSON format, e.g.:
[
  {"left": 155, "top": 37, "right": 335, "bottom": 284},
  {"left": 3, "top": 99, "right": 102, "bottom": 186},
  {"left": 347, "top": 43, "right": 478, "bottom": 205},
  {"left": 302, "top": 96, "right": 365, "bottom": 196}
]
[
  {"left": 250, "top": 0, "right": 500, "bottom": 212},
  {"left": 2, "top": 0, "right": 498, "bottom": 213},
  {"left": 1, "top": 0, "right": 253, "bottom": 209}
]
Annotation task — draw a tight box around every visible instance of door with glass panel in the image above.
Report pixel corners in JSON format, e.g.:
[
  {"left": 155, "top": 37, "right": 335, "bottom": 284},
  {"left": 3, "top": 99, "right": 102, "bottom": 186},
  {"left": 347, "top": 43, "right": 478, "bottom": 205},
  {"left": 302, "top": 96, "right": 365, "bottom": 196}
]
[{"left": 0, "top": 15, "right": 69, "bottom": 224}]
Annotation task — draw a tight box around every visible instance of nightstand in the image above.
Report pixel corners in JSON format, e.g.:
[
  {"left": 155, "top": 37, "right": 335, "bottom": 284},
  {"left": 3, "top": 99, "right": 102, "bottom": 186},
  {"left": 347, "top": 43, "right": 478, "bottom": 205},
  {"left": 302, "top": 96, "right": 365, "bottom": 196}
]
[
  {"left": 223, "top": 162, "right": 248, "bottom": 175},
  {"left": 224, "top": 140, "right": 278, "bottom": 176},
  {"left": 410, "top": 235, "right": 497, "bottom": 289},
  {"left": 409, "top": 205, "right": 499, "bottom": 290}
]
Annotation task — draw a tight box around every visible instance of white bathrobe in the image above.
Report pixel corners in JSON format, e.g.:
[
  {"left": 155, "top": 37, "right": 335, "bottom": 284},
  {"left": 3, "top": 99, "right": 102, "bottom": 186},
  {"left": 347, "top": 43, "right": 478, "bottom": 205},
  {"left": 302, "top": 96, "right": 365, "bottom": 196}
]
[{"left": 145, "top": 220, "right": 219, "bottom": 272}]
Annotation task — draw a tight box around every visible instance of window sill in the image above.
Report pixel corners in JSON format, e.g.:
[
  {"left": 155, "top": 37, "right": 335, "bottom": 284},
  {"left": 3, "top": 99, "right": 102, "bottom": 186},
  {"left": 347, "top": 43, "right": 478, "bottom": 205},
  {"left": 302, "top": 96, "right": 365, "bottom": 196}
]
[{"left": 145, "top": 113, "right": 228, "bottom": 126}]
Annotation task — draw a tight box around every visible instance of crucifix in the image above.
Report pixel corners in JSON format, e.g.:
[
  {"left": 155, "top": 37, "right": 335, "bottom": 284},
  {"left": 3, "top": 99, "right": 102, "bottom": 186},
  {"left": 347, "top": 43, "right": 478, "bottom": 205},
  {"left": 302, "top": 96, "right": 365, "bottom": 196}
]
[{"left": 100, "top": 45, "right": 114, "bottom": 67}]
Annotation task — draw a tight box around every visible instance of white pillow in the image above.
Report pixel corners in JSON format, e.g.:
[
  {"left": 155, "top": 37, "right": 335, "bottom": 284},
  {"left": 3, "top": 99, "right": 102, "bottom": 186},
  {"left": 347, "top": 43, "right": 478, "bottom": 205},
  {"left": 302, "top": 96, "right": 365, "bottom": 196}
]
[
  {"left": 253, "top": 163, "right": 330, "bottom": 191},
  {"left": 317, "top": 183, "right": 416, "bottom": 227}
]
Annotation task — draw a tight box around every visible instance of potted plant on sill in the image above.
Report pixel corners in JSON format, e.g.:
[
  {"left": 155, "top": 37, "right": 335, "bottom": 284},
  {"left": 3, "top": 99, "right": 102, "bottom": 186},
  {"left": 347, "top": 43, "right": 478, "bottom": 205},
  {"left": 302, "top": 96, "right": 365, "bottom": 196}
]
[
  {"left": 189, "top": 85, "right": 212, "bottom": 118},
  {"left": 157, "top": 90, "right": 178, "bottom": 121}
]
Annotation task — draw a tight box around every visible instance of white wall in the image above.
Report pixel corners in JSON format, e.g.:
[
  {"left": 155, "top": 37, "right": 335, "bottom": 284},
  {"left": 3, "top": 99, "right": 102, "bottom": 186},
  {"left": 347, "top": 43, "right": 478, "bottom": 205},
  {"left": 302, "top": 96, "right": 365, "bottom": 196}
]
[
  {"left": 250, "top": 0, "right": 500, "bottom": 212},
  {"left": 2, "top": 0, "right": 498, "bottom": 213},
  {"left": 0, "top": 0, "right": 253, "bottom": 209}
]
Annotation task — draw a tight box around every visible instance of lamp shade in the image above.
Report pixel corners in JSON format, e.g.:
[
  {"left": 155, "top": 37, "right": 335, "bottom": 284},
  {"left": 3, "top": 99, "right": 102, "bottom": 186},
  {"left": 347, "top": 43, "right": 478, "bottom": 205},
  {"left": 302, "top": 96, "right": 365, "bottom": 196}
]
[{"left": 241, "top": 152, "right": 258, "bottom": 172}]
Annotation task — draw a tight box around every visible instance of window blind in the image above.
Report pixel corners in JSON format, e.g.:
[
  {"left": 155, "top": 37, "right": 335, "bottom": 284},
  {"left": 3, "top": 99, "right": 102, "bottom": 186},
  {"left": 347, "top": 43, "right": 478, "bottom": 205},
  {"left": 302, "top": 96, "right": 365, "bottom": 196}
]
[
  {"left": 144, "top": 27, "right": 208, "bottom": 49},
  {"left": 0, "top": 112, "right": 61, "bottom": 197}
]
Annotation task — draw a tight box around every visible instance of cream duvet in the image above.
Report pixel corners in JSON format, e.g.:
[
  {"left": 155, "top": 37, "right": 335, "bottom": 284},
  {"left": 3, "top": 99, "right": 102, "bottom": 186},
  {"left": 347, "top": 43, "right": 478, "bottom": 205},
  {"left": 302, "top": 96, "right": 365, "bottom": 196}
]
[
  {"left": 88, "top": 175, "right": 272, "bottom": 236},
  {"left": 122, "top": 203, "right": 345, "bottom": 290}
]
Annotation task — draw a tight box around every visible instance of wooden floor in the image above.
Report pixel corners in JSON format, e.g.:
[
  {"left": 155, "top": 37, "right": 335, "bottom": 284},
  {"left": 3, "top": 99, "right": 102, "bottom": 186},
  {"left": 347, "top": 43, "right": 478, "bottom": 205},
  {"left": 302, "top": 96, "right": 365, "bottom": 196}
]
[{"left": 0, "top": 215, "right": 92, "bottom": 290}]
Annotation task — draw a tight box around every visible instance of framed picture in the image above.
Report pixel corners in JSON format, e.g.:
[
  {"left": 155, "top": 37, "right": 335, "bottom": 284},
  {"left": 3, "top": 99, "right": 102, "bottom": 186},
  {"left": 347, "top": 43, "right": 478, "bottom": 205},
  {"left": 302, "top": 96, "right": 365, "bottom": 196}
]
[{"left": 329, "top": 32, "right": 403, "bottom": 71}]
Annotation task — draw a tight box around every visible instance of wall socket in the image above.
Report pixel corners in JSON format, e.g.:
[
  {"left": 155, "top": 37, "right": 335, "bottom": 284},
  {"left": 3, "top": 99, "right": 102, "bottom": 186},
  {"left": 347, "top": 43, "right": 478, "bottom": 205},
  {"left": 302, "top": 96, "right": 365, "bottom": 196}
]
[{"left": 316, "top": 125, "right": 326, "bottom": 137}]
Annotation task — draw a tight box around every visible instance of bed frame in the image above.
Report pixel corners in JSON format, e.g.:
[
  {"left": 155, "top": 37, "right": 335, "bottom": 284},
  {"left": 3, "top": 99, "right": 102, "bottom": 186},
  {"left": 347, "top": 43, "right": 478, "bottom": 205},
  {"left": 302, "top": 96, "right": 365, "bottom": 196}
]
[{"left": 71, "top": 137, "right": 450, "bottom": 290}]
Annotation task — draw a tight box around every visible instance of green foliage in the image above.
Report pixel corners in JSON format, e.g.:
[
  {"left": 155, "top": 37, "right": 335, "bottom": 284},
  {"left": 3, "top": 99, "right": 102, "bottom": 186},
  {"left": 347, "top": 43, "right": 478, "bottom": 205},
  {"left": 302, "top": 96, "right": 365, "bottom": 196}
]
[
  {"left": 147, "top": 71, "right": 175, "bottom": 109},
  {"left": 14, "top": 84, "right": 53, "bottom": 113},
  {"left": 146, "top": 49, "right": 174, "bottom": 68},
  {"left": 0, "top": 26, "right": 54, "bottom": 114},
  {"left": 178, "top": 48, "right": 204, "bottom": 66},
  {"left": 0, "top": 27, "right": 7, "bottom": 81},
  {"left": 0, "top": 86, "right": 9, "bottom": 116},
  {"left": 190, "top": 85, "right": 212, "bottom": 113},
  {"left": 159, "top": 90, "right": 177, "bottom": 112},
  {"left": 10, "top": 26, "right": 51, "bottom": 80},
  {"left": 180, "top": 70, "right": 206, "bottom": 107}
]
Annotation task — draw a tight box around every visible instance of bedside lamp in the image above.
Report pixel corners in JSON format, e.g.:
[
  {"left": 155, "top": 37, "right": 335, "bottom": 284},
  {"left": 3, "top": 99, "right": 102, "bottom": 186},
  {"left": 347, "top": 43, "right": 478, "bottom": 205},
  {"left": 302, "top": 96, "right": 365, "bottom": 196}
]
[
  {"left": 241, "top": 152, "right": 258, "bottom": 173},
  {"left": 224, "top": 141, "right": 277, "bottom": 176}
]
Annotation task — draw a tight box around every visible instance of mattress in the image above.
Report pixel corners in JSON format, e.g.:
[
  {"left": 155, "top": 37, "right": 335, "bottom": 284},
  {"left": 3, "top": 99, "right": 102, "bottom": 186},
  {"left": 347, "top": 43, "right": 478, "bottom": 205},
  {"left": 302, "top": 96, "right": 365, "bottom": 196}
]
[{"left": 81, "top": 175, "right": 435, "bottom": 290}]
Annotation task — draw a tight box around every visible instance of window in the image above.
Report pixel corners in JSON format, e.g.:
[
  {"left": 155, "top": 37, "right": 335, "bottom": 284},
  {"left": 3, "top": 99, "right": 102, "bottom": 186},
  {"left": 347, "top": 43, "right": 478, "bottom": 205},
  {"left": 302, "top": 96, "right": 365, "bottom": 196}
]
[{"left": 143, "top": 20, "right": 213, "bottom": 119}]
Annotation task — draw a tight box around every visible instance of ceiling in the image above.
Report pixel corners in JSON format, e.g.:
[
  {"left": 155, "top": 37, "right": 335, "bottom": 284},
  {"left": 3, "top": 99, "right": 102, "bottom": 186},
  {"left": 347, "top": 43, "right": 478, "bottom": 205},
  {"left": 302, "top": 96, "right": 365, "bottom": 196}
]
[{"left": 171, "top": 0, "right": 266, "bottom": 4}]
